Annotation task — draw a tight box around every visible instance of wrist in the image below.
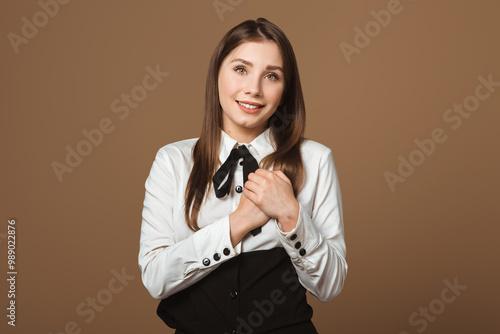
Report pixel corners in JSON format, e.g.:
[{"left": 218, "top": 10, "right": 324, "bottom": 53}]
[
  {"left": 229, "top": 211, "right": 248, "bottom": 247},
  {"left": 278, "top": 201, "right": 300, "bottom": 232}
]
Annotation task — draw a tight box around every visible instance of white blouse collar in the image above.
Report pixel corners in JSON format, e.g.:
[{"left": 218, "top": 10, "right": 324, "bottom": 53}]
[{"left": 219, "top": 127, "right": 275, "bottom": 165}]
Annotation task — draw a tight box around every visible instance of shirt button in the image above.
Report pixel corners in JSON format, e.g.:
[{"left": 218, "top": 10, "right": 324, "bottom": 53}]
[
  {"left": 290, "top": 234, "right": 297, "bottom": 240},
  {"left": 235, "top": 185, "right": 243, "bottom": 193},
  {"left": 214, "top": 253, "right": 221, "bottom": 261},
  {"left": 230, "top": 291, "right": 238, "bottom": 299},
  {"left": 202, "top": 258, "right": 210, "bottom": 266},
  {"left": 239, "top": 161, "right": 243, "bottom": 166},
  {"left": 223, "top": 248, "right": 230, "bottom": 256},
  {"left": 299, "top": 248, "right": 306, "bottom": 256},
  {"left": 294, "top": 242, "right": 301, "bottom": 249}
]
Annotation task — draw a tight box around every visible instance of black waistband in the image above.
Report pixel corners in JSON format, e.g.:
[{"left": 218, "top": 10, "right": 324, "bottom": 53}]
[{"left": 157, "top": 247, "right": 317, "bottom": 334}]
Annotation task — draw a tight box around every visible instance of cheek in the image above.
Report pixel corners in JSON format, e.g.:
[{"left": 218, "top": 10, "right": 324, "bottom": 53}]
[
  {"left": 219, "top": 71, "right": 238, "bottom": 101},
  {"left": 266, "top": 85, "right": 285, "bottom": 105}
]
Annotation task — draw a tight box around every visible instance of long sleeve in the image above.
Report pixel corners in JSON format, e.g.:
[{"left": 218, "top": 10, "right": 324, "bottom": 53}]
[
  {"left": 275, "top": 147, "right": 347, "bottom": 302},
  {"left": 139, "top": 132, "right": 348, "bottom": 304},
  {"left": 138, "top": 147, "right": 241, "bottom": 300}
]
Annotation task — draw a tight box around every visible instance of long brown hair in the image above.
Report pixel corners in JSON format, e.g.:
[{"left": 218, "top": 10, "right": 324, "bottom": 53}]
[{"left": 184, "top": 18, "right": 306, "bottom": 231}]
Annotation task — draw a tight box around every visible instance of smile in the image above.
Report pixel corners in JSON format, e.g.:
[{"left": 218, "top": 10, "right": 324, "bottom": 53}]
[{"left": 237, "top": 101, "right": 264, "bottom": 109}]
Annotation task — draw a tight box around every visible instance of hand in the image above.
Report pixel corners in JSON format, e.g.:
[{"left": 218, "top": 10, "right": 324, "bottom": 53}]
[
  {"left": 243, "top": 169, "right": 300, "bottom": 232},
  {"left": 229, "top": 190, "right": 270, "bottom": 246}
]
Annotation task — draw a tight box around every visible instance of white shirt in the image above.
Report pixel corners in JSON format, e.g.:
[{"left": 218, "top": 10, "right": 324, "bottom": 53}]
[{"left": 139, "top": 128, "right": 347, "bottom": 302}]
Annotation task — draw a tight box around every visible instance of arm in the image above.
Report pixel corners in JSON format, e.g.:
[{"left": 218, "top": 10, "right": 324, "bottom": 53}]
[
  {"left": 275, "top": 148, "right": 347, "bottom": 302},
  {"left": 138, "top": 147, "right": 241, "bottom": 300}
]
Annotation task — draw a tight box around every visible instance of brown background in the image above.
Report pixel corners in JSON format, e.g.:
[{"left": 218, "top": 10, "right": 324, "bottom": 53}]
[{"left": 1, "top": 0, "right": 499, "bottom": 333}]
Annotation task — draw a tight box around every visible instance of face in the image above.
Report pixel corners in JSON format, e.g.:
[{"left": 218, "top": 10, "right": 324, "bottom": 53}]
[{"left": 218, "top": 40, "right": 285, "bottom": 142}]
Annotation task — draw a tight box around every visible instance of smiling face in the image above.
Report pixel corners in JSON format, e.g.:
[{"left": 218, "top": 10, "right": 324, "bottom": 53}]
[{"left": 218, "top": 40, "right": 285, "bottom": 143}]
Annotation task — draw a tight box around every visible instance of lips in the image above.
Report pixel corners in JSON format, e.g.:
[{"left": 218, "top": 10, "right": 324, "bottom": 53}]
[
  {"left": 235, "top": 100, "right": 265, "bottom": 114},
  {"left": 236, "top": 100, "right": 265, "bottom": 108}
]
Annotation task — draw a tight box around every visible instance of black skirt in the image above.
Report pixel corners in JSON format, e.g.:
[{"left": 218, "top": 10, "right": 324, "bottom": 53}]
[{"left": 157, "top": 247, "right": 318, "bottom": 334}]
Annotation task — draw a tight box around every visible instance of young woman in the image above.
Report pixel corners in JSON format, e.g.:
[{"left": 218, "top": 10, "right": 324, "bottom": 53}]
[{"left": 139, "top": 18, "right": 347, "bottom": 334}]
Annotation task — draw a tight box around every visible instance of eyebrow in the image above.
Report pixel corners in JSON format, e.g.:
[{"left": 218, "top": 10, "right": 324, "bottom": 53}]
[{"left": 230, "top": 58, "right": 284, "bottom": 72}]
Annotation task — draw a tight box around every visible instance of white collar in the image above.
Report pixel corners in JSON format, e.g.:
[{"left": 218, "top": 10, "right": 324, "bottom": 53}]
[{"left": 219, "top": 127, "right": 275, "bottom": 165}]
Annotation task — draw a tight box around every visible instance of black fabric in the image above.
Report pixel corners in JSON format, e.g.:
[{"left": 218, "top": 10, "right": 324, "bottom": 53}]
[
  {"left": 157, "top": 248, "right": 318, "bottom": 334},
  {"left": 213, "top": 145, "right": 259, "bottom": 198},
  {"left": 213, "top": 144, "right": 261, "bottom": 236}
]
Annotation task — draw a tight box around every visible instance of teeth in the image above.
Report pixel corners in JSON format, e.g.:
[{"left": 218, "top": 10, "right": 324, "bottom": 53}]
[{"left": 238, "top": 101, "right": 261, "bottom": 109}]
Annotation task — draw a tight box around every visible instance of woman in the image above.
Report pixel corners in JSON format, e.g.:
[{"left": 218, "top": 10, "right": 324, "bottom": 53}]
[{"left": 139, "top": 18, "right": 347, "bottom": 334}]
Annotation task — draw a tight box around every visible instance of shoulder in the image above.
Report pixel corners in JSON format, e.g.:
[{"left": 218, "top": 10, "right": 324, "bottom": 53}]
[
  {"left": 299, "top": 138, "right": 338, "bottom": 173},
  {"left": 155, "top": 137, "right": 198, "bottom": 165},
  {"left": 301, "top": 138, "right": 333, "bottom": 160}
]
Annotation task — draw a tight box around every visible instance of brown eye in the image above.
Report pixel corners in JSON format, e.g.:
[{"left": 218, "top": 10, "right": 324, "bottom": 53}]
[
  {"left": 234, "top": 67, "right": 246, "bottom": 74},
  {"left": 266, "top": 73, "right": 279, "bottom": 81}
]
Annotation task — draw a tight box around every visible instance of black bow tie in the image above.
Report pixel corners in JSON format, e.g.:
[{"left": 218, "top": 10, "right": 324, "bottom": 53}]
[{"left": 213, "top": 144, "right": 261, "bottom": 236}]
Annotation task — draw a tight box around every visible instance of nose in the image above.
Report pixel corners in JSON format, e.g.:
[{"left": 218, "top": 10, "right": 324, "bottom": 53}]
[{"left": 244, "top": 74, "right": 262, "bottom": 96}]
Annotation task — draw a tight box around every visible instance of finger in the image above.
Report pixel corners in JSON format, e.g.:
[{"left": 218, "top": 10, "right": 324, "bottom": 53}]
[
  {"left": 254, "top": 169, "right": 272, "bottom": 177},
  {"left": 243, "top": 180, "right": 261, "bottom": 194},
  {"left": 242, "top": 187, "right": 259, "bottom": 205},
  {"left": 247, "top": 170, "right": 267, "bottom": 185},
  {"left": 273, "top": 170, "right": 291, "bottom": 184},
  {"left": 253, "top": 169, "right": 283, "bottom": 188},
  {"left": 273, "top": 170, "right": 286, "bottom": 179}
]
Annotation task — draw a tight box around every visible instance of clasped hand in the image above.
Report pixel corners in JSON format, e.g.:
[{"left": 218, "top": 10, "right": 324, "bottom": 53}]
[{"left": 230, "top": 169, "right": 299, "bottom": 243}]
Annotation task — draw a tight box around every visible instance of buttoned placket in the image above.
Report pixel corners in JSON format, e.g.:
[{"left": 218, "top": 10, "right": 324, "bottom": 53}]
[
  {"left": 232, "top": 150, "right": 244, "bottom": 210},
  {"left": 227, "top": 144, "right": 258, "bottom": 333},
  {"left": 230, "top": 143, "right": 259, "bottom": 207}
]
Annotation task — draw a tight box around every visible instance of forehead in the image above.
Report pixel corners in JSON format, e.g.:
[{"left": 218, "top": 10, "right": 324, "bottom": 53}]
[{"left": 225, "top": 41, "right": 283, "bottom": 66}]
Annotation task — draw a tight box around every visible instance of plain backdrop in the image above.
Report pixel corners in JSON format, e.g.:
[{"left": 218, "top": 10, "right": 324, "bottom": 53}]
[{"left": 1, "top": 0, "right": 499, "bottom": 333}]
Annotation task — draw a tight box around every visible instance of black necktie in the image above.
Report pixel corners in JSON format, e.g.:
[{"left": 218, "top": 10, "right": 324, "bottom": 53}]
[{"left": 213, "top": 145, "right": 262, "bottom": 236}]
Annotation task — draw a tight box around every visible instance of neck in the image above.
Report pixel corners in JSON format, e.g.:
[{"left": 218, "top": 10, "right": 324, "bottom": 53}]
[{"left": 223, "top": 126, "right": 266, "bottom": 144}]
